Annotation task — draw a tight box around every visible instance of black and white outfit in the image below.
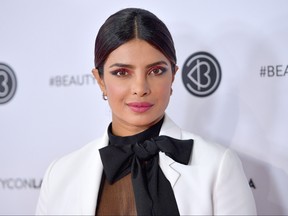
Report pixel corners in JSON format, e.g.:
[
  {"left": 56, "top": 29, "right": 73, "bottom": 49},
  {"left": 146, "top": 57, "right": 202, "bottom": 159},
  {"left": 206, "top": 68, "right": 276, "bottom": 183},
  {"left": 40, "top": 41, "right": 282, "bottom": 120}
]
[{"left": 36, "top": 115, "right": 257, "bottom": 215}]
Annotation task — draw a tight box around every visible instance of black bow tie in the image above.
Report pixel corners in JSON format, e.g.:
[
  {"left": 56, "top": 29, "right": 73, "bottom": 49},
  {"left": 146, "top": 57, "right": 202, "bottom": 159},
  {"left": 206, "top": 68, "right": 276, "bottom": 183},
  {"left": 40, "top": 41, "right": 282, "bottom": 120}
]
[{"left": 99, "top": 135, "right": 193, "bottom": 216}]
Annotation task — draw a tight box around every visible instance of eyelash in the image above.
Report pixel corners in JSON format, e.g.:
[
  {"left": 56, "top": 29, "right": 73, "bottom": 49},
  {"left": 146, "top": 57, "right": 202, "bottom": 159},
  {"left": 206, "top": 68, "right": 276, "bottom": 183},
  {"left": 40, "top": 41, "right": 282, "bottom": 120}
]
[
  {"left": 148, "top": 66, "right": 167, "bottom": 76},
  {"left": 110, "top": 66, "right": 167, "bottom": 77},
  {"left": 111, "top": 69, "right": 129, "bottom": 77}
]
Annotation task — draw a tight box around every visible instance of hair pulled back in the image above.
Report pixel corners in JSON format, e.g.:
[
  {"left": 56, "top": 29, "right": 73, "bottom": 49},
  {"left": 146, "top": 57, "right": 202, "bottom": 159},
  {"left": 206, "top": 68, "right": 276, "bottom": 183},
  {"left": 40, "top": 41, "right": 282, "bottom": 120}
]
[{"left": 94, "top": 8, "right": 176, "bottom": 77}]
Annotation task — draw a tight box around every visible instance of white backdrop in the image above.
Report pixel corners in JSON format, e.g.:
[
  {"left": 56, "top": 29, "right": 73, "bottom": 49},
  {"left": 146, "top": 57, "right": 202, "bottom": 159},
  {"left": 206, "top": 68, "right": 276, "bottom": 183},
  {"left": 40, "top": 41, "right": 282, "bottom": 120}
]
[{"left": 0, "top": 0, "right": 287, "bottom": 215}]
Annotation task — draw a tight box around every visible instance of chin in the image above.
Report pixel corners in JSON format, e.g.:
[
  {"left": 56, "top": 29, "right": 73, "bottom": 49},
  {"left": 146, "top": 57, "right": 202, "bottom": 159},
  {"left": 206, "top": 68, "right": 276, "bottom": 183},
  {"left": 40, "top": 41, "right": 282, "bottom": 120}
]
[{"left": 128, "top": 114, "right": 163, "bottom": 127}]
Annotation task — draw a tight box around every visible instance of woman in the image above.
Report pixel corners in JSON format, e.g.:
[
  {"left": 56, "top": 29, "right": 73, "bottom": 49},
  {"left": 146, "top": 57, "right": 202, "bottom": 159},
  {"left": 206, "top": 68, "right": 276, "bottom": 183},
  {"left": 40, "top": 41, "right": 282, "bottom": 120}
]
[{"left": 36, "top": 8, "right": 257, "bottom": 215}]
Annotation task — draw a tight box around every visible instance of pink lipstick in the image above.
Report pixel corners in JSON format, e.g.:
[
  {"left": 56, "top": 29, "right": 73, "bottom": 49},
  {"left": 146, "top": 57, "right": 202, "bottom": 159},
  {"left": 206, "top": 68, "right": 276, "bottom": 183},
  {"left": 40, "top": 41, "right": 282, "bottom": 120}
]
[{"left": 127, "top": 102, "right": 153, "bottom": 113}]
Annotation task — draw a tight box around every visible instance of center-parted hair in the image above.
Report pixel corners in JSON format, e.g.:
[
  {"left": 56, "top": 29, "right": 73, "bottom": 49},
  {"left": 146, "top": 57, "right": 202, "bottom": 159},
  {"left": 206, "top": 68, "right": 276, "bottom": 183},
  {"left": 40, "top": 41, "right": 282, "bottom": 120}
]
[{"left": 94, "top": 8, "right": 177, "bottom": 77}]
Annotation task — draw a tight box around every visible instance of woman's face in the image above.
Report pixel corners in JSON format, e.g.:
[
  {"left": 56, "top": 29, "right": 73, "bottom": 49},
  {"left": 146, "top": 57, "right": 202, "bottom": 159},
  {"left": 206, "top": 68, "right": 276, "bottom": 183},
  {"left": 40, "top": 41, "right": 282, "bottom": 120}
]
[{"left": 93, "top": 39, "right": 177, "bottom": 136}]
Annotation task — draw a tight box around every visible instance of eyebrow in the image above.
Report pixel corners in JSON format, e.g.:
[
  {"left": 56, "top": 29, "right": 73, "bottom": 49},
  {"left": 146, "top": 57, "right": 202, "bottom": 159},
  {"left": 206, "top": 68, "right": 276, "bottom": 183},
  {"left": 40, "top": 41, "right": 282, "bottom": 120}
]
[{"left": 109, "top": 61, "right": 169, "bottom": 69}]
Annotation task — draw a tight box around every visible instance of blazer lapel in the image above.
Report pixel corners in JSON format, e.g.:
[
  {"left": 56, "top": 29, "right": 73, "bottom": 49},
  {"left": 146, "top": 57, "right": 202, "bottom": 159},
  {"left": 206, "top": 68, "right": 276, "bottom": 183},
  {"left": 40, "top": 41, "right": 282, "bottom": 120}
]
[
  {"left": 159, "top": 115, "right": 183, "bottom": 188},
  {"left": 80, "top": 134, "right": 109, "bottom": 215}
]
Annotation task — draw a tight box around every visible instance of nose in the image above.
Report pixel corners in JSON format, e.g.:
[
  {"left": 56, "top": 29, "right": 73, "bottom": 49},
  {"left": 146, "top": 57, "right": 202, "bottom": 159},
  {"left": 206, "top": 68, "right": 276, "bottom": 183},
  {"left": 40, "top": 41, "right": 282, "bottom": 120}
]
[{"left": 132, "top": 76, "right": 151, "bottom": 97}]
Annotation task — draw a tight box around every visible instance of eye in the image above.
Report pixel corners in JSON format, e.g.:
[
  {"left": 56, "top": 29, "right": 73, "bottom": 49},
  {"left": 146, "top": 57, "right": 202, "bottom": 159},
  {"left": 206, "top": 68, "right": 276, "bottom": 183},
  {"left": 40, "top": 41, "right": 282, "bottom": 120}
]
[
  {"left": 149, "top": 66, "right": 167, "bottom": 76},
  {"left": 111, "top": 69, "right": 129, "bottom": 77}
]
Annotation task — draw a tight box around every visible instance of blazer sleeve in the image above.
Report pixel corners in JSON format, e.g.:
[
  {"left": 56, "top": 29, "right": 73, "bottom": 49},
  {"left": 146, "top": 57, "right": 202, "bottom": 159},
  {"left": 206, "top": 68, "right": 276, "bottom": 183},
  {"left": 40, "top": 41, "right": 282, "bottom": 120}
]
[
  {"left": 213, "top": 149, "right": 257, "bottom": 215},
  {"left": 35, "top": 160, "right": 57, "bottom": 215}
]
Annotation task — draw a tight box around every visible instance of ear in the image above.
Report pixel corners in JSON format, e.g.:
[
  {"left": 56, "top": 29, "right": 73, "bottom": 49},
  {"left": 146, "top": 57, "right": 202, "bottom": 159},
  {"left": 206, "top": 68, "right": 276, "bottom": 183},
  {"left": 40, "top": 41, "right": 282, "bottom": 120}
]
[
  {"left": 172, "top": 65, "right": 178, "bottom": 83},
  {"left": 92, "top": 68, "right": 106, "bottom": 93}
]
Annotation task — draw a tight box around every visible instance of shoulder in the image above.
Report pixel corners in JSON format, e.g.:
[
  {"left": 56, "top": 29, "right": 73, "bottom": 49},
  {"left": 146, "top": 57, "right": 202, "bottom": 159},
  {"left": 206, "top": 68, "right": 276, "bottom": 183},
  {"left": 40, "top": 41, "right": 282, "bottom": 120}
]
[
  {"left": 162, "top": 115, "right": 229, "bottom": 162},
  {"left": 181, "top": 130, "right": 230, "bottom": 164},
  {"left": 57, "top": 136, "right": 103, "bottom": 165},
  {"left": 162, "top": 115, "right": 241, "bottom": 171},
  {"left": 45, "top": 135, "right": 107, "bottom": 181}
]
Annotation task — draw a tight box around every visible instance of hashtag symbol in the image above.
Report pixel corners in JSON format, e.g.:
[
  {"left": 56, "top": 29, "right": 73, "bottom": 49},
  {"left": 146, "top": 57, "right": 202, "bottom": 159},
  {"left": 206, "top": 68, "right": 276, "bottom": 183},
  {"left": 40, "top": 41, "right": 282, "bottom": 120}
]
[
  {"left": 50, "top": 77, "right": 55, "bottom": 86},
  {"left": 260, "top": 66, "right": 266, "bottom": 77}
]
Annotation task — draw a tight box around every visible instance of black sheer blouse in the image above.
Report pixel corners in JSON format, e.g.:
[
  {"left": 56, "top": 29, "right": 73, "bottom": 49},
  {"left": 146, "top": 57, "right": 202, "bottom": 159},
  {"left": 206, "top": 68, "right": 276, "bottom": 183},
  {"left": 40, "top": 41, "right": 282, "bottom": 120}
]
[{"left": 95, "top": 117, "right": 164, "bottom": 215}]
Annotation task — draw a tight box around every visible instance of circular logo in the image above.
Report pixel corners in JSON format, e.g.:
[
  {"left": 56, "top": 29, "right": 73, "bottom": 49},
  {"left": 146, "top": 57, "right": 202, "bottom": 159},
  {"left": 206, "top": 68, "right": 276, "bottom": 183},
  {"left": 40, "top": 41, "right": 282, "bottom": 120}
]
[
  {"left": 0, "top": 63, "right": 17, "bottom": 104},
  {"left": 182, "top": 52, "right": 221, "bottom": 97}
]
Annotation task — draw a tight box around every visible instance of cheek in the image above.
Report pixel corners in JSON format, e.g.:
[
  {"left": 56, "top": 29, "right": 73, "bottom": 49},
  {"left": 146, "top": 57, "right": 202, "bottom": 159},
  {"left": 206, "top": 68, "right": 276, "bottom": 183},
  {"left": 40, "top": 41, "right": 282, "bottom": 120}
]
[
  {"left": 154, "top": 82, "right": 172, "bottom": 101},
  {"left": 105, "top": 82, "right": 127, "bottom": 100},
  {"left": 155, "top": 78, "right": 172, "bottom": 93}
]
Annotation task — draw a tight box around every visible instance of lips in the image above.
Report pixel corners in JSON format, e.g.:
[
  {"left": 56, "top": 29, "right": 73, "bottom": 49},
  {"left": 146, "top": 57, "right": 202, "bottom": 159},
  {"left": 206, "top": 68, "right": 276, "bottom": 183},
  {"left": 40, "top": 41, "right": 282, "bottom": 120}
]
[{"left": 127, "top": 102, "right": 153, "bottom": 113}]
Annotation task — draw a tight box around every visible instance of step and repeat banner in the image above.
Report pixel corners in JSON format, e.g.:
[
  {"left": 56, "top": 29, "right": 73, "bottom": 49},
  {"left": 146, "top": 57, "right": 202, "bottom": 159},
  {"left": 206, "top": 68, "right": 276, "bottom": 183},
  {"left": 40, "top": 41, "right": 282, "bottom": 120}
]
[{"left": 1, "top": 0, "right": 287, "bottom": 215}]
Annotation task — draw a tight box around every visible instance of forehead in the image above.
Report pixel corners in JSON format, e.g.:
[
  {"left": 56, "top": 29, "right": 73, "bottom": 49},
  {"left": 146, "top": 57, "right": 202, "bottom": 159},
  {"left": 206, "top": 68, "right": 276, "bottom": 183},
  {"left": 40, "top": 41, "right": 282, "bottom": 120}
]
[{"left": 104, "top": 39, "right": 169, "bottom": 67}]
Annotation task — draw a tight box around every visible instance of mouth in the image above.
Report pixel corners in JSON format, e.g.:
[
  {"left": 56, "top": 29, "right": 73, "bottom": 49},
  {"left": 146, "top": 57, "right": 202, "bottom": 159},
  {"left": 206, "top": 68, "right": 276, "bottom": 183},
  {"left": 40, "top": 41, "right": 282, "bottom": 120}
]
[{"left": 127, "top": 102, "right": 153, "bottom": 113}]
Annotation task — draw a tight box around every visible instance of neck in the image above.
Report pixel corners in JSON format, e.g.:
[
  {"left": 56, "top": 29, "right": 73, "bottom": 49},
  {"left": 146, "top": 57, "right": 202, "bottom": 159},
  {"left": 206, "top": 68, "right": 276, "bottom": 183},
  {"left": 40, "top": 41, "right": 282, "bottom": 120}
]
[{"left": 111, "top": 115, "right": 164, "bottom": 137}]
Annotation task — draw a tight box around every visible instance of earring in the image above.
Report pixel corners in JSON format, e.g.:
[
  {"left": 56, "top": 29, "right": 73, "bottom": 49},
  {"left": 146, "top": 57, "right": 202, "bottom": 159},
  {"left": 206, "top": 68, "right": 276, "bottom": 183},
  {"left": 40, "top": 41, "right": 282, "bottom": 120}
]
[
  {"left": 170, "top": 88, "right": 173, "bottom": 95},
  {"left": 102, "top": 93, "right": 108, "bottom": 101}
]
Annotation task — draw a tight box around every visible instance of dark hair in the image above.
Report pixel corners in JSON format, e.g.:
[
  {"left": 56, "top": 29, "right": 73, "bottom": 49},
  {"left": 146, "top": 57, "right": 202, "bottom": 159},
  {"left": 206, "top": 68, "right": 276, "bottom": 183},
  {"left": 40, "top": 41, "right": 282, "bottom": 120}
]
[{"left": 94, "top": 8, "right": 176, "bottom": 77}]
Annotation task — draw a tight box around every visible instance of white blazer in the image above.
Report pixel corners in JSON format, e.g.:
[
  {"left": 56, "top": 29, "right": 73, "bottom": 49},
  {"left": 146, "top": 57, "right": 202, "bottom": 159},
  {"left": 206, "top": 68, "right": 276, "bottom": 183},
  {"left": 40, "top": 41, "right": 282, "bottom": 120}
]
[{"left": 36, "top": 115, "right": 257, "bottom": 215}]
